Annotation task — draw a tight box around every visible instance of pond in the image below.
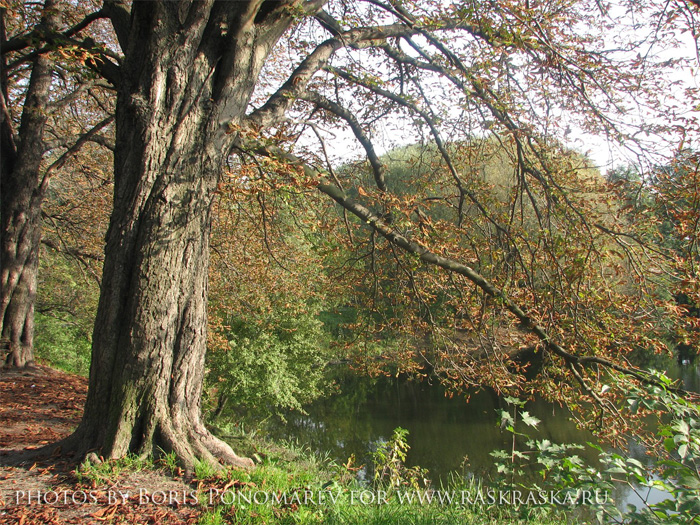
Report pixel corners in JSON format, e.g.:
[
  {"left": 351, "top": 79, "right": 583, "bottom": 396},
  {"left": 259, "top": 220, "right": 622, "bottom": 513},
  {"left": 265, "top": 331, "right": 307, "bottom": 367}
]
[{"left": 267, "top": 361, "right": 699, "bottom": 508}]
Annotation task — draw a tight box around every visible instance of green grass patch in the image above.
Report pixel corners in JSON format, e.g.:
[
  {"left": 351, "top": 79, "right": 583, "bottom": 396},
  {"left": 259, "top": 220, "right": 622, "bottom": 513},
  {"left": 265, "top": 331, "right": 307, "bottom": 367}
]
[
  {"left": 197, "top": 433, "right": 567, "bottom": 525},
  {"left": 73, "top": 454, "right": 155, "bottom": 486}
]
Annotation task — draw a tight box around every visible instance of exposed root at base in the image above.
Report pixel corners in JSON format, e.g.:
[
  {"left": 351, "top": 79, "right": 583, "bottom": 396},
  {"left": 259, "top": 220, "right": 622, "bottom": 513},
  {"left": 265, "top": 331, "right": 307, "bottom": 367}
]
[
  {"left": 55, "top": 421, "right": 255, "bottom": 474},
  {"left": 158, "top": 419, "right": 255, "bottom": 472}
]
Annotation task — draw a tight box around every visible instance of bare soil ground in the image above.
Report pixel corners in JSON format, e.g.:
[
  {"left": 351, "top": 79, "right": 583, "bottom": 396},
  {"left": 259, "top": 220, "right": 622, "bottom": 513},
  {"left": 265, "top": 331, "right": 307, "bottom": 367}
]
[{"left": 0, "top": 365, "right": 204, "bottom": 524}]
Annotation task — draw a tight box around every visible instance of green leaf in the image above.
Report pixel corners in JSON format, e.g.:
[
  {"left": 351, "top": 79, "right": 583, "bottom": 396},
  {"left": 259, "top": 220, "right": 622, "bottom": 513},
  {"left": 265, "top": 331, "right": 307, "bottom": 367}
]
[
  {"left": 503, "top": 396, "right": 526, "bottom": 407},
  {"left": 521, "top": 411, "right": 541, "bottom": 428},
  {"left": 499, "top": 409, "right": 514, "bottom": 427},
  {"left": 675, "top": 420, "right": 691, "bottom": 434},
  {"left": 627, "top": 458, "right": 645, "bottom": 469},
  {"left": 678, "top": 473, "right": 700, "bottom": 489},
  {"left": 664, "top": 437, "right": 676, "bottom": 453}
]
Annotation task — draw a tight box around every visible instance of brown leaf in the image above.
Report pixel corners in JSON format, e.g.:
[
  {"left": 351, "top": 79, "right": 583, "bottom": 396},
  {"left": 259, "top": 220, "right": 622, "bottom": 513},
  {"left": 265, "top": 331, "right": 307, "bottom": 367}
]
[{"left": 89, "top": 504, "right": 119, "bottom": 521}]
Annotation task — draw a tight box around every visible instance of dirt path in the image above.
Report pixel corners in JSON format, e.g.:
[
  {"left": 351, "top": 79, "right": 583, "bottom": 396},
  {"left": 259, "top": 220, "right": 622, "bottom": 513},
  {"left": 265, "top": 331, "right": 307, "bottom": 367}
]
[
  {"left": 0, "top": 365, "right": 86, "bottom": 450},
  {"left": 0, "top": 366, "right": 203, "bottom": 524}
]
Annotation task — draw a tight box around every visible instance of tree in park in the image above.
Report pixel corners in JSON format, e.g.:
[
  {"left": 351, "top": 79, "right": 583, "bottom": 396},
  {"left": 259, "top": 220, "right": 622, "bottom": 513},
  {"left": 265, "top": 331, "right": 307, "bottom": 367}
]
[
  {"left": 1, "top": 0, "right": 114, "bottom": 367},
  {"left": 3, "top": 0, "right": 698, "bottom": 468}
]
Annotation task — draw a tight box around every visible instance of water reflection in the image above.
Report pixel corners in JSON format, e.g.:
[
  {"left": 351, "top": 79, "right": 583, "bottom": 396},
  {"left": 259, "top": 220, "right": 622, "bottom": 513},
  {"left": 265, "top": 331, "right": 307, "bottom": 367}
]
[
  {"left": 268, "top": 363, "right": 698, "bottom": 511},
  {"left": 270, "top": 373, "right": 599, "bottom": 481},
  {"left": 668, "top": 361, "right": 700, "bottom": 393}
]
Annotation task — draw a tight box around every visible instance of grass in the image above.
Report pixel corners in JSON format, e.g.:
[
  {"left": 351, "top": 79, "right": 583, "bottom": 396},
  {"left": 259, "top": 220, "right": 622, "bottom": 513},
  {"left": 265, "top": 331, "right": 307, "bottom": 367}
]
[
  {"left": 191, "top": 432, "right": 570, "bottom": 525},
  {"left": 159, "top": 448, "right": 180, "bottom": 475},
  {"left": 195, "top": 459, "right": 220, "bottom": 480},
  {"left": 73, "top": 454, "right": 155, "bottom": 486}
]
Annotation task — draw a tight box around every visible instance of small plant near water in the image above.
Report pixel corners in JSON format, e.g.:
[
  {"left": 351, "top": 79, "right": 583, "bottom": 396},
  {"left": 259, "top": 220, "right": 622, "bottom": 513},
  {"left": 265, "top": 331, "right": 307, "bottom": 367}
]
[
  {"left": 371, "top": 427, "right": 430, "bottom": 490},
  {"left": 620, "top": 372, "right": 700, "bottom": 523},
  {"left": 490, "top": 375, "right": 700, "bottom": 524}
]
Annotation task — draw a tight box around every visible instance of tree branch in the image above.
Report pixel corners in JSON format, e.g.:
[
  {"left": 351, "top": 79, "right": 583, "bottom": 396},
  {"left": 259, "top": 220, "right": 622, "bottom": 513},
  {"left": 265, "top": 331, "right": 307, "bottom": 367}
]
[
  {"left": 102, "top": 0, "right": 130, "bottom": 52},
  {"left": 0, "top": 89, "right": 17, "bottom": 166},
  {"left": 39, "top": 115, "right": 115, "bottom": 191},
  {"left": 299, "top": 91, "right": 387, "bottom": 192},
  {"left": 1, "top": 9, "right": 107, "bottom": 54},
  {"left": 85, "top": 133, "right": 115, "bottom": 152},
  {"left": 246, "top": 22, "right": 420, "bottom": 129},
  {"left": 5, "top": 35, "right": 121, "bottom": 86},
  {"left": 249, "top": 143, "right": 693, "bottom": 398},
  {"left": 327, "top": 65, "right": 508, "bottom": 233},
  {"left": 41, "top": 237, "right": 104, "bottom": 262},
  {"left": 314, "top": 9, "right": 343, "bottom": 36}
]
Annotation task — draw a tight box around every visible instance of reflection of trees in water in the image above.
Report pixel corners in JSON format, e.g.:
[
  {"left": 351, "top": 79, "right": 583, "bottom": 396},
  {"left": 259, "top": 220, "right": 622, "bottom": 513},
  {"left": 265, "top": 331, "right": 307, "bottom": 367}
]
[
  {"left": 270, "top": 372, "right": 577, "bottom": 477},
  {"left": 270, "top": 364, "right": 699, "bottom": 512},
  {"left": 675, "top": 362, "right": 700, "bottom": 393}
]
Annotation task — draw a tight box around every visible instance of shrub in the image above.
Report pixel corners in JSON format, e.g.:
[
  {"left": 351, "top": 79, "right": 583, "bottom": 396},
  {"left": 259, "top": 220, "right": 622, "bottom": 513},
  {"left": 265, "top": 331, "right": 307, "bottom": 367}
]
[
  {"left": 206, "top": 299, "right": 330, "bottom": 423},
  {"left": 490, "top": 375, "right": 700, "bottom": 523}
]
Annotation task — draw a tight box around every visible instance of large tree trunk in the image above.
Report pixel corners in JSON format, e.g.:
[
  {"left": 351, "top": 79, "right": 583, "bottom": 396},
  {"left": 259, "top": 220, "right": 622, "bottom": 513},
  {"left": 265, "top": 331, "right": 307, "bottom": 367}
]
[
  {"left": 0, "top": 0, "right": 58, "bottom": 368},
  {"left": 65, "top": 0, "right": 297, "bottom": 470},
  {"left": 1, "top": 244, "right": 39, "bottom": 367}
]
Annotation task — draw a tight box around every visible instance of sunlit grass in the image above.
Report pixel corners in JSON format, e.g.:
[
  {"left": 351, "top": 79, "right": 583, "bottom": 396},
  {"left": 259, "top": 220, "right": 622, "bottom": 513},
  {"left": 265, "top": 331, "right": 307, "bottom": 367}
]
[{"left": 195, "top": 433, "right": 568, "bottom": 525}]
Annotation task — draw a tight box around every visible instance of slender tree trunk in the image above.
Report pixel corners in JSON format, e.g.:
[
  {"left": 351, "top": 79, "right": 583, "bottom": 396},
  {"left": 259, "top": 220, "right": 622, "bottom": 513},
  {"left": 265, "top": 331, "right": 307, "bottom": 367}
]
[
  {"left": 0, "top": 0, "right": 58, "bottom": 367},
  {"left": 65, "top": 0, "right": 297, "bottom": 470}
]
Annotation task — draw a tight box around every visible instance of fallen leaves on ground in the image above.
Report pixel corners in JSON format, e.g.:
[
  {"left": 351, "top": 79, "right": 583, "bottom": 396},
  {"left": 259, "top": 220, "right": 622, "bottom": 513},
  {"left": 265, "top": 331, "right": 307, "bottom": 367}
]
[{"left": 0, "top": 366, "right": 202, "bottom": 524}]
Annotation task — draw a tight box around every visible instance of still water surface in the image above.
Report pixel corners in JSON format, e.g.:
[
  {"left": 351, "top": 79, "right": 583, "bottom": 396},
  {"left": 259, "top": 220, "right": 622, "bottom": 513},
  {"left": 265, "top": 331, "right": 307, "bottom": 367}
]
[{"left": 269, "top": 363, "right": 699, "bottom": 506}]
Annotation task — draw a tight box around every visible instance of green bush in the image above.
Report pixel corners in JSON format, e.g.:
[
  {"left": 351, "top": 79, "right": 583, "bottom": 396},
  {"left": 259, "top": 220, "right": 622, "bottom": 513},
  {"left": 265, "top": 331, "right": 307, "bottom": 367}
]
[
  {"left": 206, "top": 299, "right": 330, "bottom": 423},
  {"left": 34, "top": 311, "right": 91, "bottom": 375},
  {"left": 34, "top": 248, "right": 99, "bottom": 375}
]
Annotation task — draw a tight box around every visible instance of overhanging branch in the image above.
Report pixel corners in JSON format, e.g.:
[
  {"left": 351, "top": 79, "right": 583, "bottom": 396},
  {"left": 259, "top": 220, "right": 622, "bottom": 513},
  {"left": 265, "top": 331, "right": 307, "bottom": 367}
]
[
  {"left": 249, "top": 142, "right": 693, "bottom": 399},
  {"left": 39, "top": 115, "right": 114, "bottom": 191},
  {"left": 299, "top": 91, "right": 387, "bottom": 192},
  {"left": 247, "top": 22, "right": 423, "bottom": 129},
  {"left": 1, "top": 9, "right": 107, "bottom": 55}
]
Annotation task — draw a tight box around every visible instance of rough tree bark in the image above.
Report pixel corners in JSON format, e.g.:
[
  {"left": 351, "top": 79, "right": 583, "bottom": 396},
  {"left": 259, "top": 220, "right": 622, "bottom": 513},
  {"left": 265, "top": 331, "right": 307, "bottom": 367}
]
[
  {"left": 65, "top": 0, "right": 307, "bottom": 470},
  {"left": 0, "top": 0, "right": 59, "bottom": 368}
]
